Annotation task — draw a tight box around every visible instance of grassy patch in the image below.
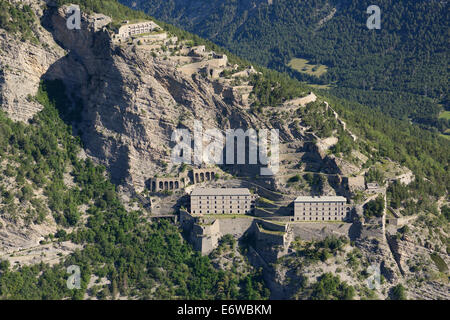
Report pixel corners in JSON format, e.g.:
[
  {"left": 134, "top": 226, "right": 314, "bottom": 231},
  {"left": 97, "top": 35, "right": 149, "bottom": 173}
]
[
  {"left": 308, "top": 83, "right": 332, "bottom": 90},
  {"left": 430, "top": 253, "right": 448, "bottom": 272},
  {"left": 257, "top": 197, "right": 275, "bottom": 205},
  {"left": 438, "top": 111, "right": 450, "bottom": 120},
  {"left": 288, "top": 58, "right": 327, "bottom": 77},
  {"left": 287, "top": 174, "right": 301, "bottom": 183},
  {"left": 257, "top": 223, "right": 284, "bottom": 235}
]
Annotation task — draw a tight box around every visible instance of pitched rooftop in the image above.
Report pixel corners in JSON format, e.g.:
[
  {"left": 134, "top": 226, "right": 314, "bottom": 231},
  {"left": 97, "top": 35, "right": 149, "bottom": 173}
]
[
  {"left": 191, "top": 188, "right": 251, "bottom": 196},
  {"left": 295, "top": 196, "right": 347, "bottom": 203}
]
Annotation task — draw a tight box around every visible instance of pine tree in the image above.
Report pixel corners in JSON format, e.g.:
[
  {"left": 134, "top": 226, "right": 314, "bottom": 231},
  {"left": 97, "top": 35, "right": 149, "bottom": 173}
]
[{"left": 111, "top": 280, "right": 119, "bottom": 300}]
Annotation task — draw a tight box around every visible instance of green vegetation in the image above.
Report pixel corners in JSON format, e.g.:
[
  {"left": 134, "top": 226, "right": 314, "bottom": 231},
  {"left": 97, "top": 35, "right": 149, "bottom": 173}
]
[
  {"left": 257, "top": 197, "right": 275, "bottom": 205},
  {"left": 293, "top": 236, "right": 348, "bottom": 263},
  {"left": 0, "top": 80, "right": 268, "bottom": 299},
  {"left": 346, "top": 248, "right": 363, "bottom": 270},
  {"left": 0, "top": 0, "right": 38, "bottom": 43},
  {"left": 363, "top": 195, "right": 385, "bottom": 219},
  {"left": 330, "top": 130, "right": 354, "bottom": 157},
  {"left": 303, "top": 173, "right": 325, "bottom": 195},
  {"left": 249, "top": 71, "right": 308, "bottom": 109},
  {"left": 257, "top": 224, "right": 284, "bottom": 236},
  {"left": 209, "top": 235, "right": 270, "bottom": 300},
  {"left": 326, "top": 92, "right": 449, "bottom": 221},
  {"left": 288, "top": 58, "right": 327, "bottom": 77},
  {"left": 295, "top": 101, "right": 339, "bottom": 139},
  {"left": 287, "top": 174, "right": 301, "bottom": 183},
  {"left": 387, "top": 181, "right": 409, "bottom": 210},
  {"left": 429, "top": 253, "right": 448, "bottom": 273},
  {"left": 56, "top": 0, "right": 147, "bottom": 23},
  {"left": 309, "top": 273, "right": 355, "bottom": 300},
  {"left": 390, "top": 284, "right": 407, "bottom": 300},
  {"left": 439, "top": 111, "right": 450, "bottom": 120},
  {"left": 365, "top": 168, "right": 385, "bottom": 185},
  {"left": 441, "top": 205, "right": 450, "bottom": 222}
]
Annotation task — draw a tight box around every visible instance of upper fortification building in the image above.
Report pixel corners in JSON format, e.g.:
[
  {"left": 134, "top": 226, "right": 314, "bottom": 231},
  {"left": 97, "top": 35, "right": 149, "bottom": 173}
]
[
  {"left": 117, "top": 21, "right": 160, "bottom": 40},
  {"left": 190, "top": 188, "right": 257, "bottom": 215}
]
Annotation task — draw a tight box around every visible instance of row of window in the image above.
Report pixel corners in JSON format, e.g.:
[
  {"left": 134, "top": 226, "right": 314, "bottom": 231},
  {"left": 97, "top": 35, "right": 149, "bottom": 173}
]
[
  {"left": 193, "top": 196, "right": 252, "bottom": 200},
  {"left": 128, "top": 24, "right": 153, "bottom": 29},
  {"left": 301, "top": 207, "right": 343, "bottom": 210},
  {"left": 130, "top": 30, "right": 151, "bottom": 35},
  {"left": 192, "top": 209, "right": 249, "bottom": 214},
  {"left": 296, "top": 212, "right": 345, "bottom": 216},
  {"left": 193, "top": 205, "right": 250, "bottom": 210},
  {"left": 196, "top": 200, "right": 251, "bottom": 204},
  {"left": 293, "top": 216, "right": 343, "bottom": 221}
]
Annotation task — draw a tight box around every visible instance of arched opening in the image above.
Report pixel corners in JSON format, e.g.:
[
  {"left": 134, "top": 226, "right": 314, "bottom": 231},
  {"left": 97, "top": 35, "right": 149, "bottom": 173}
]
[
  {"left": 169, "top": 181, "right": 174, "bottom": 190},
  {"left": 206, "top": 172, "right": 210, "bottom": 180},
  {"left": 195, "top": 173, "right": 199, "bottom": 183},
  {"left": 152, "top": 181, "right": 156, "bottom": 192},
  {"left": 175, "top": 181, "right": 179, "bottom": 189},
  {"left": 164, "top": 181, "right": 169, "bottom": 190},
  {"left": 200, "top": 172, "right": 204, "bottom": 182},
  {"left": 159, "top": 181, "right": 163, "bottom": 190}
]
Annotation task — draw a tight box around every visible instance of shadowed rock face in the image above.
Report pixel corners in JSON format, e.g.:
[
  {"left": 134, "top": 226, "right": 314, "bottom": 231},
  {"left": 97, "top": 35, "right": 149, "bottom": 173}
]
[
  {"left": 1, "top": 3, "right": 347, "bottom": 196},
  {"left": 37, "top": 6, "right": 258, "bottom": 192},
  {"left": 0, "top": 6, "right": 65, "bottom": 122},
  {"left": 33, "top": 6, "right": 326, "bottom": 194}
]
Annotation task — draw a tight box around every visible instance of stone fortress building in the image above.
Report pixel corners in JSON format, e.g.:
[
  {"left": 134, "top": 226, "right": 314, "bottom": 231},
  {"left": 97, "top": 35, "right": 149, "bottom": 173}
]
[
  {"left": 190, "top": 188, "right": 257, "bottom": 215},
  {"left": 116, "top": 20, "right": 161, "bottom": 40},
  {"left": 293, "top": 196, "right": 349, "bottom": 221},
  {"left": 146, "top": 168, "right": 218, "bottom": 193},
  {"left": 148, "top": 176, "right": 186, "bottom": 192},
  {"left": 181, "top": 189, "right": 352, "bottom": 256}
]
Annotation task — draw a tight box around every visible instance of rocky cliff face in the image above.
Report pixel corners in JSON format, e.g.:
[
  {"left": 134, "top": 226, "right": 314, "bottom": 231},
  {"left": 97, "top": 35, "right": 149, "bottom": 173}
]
[
  {"left": 0, "top": 1, "right": 347, "bottom": 255},
  {"left": 1, "top": 2, "right": 352, "bottom": 197},
  {"left": 0, "top": 1, "right": 447, "bottom": 300},
  {"left": 0, "top": 0, "right": 352, "bottom": 210},
  {"left": 20, "top": 4, "right": 344, "bottom": 196},
  {"left": 0, "top": 1, "right": 65, "bottom": 122},
  {"left": 387, "top": 234, "right": 450, "bottom": 300},
  {"left": 0, "top": 1, "right": 68, "bottom": 264},
  {"left": 38, "top": 6, "right": 273, "bottom": 192}
]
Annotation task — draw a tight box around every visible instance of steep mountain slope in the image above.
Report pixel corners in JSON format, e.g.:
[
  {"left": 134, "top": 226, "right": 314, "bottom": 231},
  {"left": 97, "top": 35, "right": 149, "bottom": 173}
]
[
  {"left": 122, "top": 0, "right": 449, "bottom": 133},
  {"left": 0, "top": 0, "right": 448, "bottom": 300},
  {"left": 0, "top": 0, "right": 270, "bottom": 300}
]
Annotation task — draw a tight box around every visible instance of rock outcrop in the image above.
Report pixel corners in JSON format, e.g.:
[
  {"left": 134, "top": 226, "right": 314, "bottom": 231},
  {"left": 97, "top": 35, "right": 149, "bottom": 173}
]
[
  {"left": 0, "top": 2, "right": 65, "bottom": 121},
  {"left": 38, "top": 6, "right": 275, "bottom": 192}
]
